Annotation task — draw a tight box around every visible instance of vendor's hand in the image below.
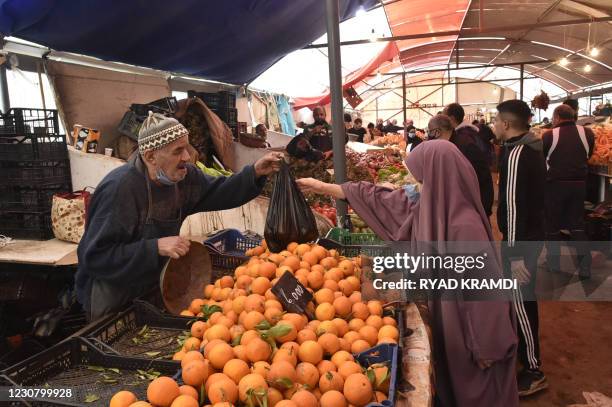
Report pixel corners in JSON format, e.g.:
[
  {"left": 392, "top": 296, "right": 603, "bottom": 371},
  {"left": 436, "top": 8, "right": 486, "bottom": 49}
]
[
  {"left": 323, "top": 151, "right": 333, "bottom": 160},
  {"left": 158, "top": 236, "right": 191, "bottom": 259},
  {"left": 254, "top": 152, "right": 284, "bottom": 177},
  {"left": 296, "top": 178, "right": 328, "bottom": 195},
  {"left": 511, "top": 260, "right": 531, "bottom": 285}
]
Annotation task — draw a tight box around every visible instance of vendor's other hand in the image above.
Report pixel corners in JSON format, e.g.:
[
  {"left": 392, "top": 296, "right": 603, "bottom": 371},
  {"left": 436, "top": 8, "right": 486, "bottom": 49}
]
[
  {"left": 158, "top": 236, "right": 191, "bottom": 259},
  {"left": 254, "top": 152, "right": 284, "bottom": 177},
  {"left": 511, "top": 260, "right": 531, "bottom": 285},
  {"left": 296, "top": 178, "right": 328, "bottom": 195}
]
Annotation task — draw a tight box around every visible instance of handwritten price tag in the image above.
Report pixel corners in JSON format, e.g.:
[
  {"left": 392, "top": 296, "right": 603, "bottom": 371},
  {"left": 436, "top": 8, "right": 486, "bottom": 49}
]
[{"left": 272, "top": 271, "right": 313, "bottom": 314}]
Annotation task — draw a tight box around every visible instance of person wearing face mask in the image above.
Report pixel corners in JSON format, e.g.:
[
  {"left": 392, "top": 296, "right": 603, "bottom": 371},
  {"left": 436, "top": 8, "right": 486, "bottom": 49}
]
[
  {"left": 75, "top": 112, "right": 283, "bottom": 321},
  {"left": 405, "top": 128, "right": 422, "bottom": 152}
]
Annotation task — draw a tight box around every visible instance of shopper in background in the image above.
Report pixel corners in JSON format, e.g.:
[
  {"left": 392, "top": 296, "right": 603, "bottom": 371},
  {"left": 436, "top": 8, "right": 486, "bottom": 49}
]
[
  {"left": 563, "top": 98, "right": 580, "bottom": 120},
  {"left": 494, "top": 99, "right": 548, "bottom": 397},
  {"left": 366, "top": 122, "right": 381, "bottom": 142},
  {"left": 433, "top": 110, "right": 494, "bottom": 217},
  {"left": 375, "top": 118, "right": 384, "bottom": 132},
  {"left": 347, "top": 117, "right": 367, "bottom": 142},
  {"left": 304, "top": 106, "right": 333, "bottom": 152},
  {"left": 404, "top": 119, "right": 416, "bottom": 133},
  {"left": 405, "top": 128, "right": 422, "bottom": 153},
  {"left": 344, "top": 112, "right": 353, "bottom": 131},
  {"left": 477, "top": 118, "right": 497, "bottom": 167},
  {"left": 297, "top": 140, "right": 519, "bottom": 407},
  {"left": 389, "top": 119, "right": 402, "bottom": 133},
  {"left": 543, "top": 104, "right": 594, "bottom": 279}
]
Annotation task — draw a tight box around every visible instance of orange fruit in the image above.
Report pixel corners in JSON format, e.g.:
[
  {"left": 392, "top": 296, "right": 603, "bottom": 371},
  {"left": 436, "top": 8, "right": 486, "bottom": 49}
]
[
  {"left": 366, "top": 301, "right": 383, "bottom": 317},
  {"left": 311, "top": 264, "right": 325, "bottom": 274},
  {"left": 326, "top": 268, "right": 344, "bottom": 282},
  {"left": 170, "top": 395, "right": 198, "bottom": 407},
  {"left": 349, "top": 319, "right": 366, "bottom": 332},
  {"left": 318, "top": 333, "right": 340, "bottom": 356},
  {"left": 251, "top": 360, "right": 271, "bottom": 377},
  {"left": 110, "top": 391, "right": 137, "bottom": 407},
  {"left": 314, "top": 288, "right": 335, "bottom": 305},
  {"left": 219, "top": 276, "right": 234, "bottom": 289},
  {"left": 240, "top": 330, "right": 260, "bottom": 346},
  {"left": 322, "top": 279, "right": 339, "bottom": 291},
  {"left": 306, "top": 270, "right": 324, "bottom": 290},
  {"left": 348, "top": 291, "right": 362, "bottom": 303},
  {"left": 346, "top": 276, "right": 361, "bottom": 292},
  {"left": 358, "top": 326, "right": 378, "bottom": 347},
  {"left": 221, "top": 360, "right": 251, "bottom": 386},
  {"left": 295, "top": 362, "right": 319, "bottom": 388},
  {"left": 275, "top": 321, "right": 297, "bottom": 343},
  {"left": 182, "top": 360, "right": 209, "bottom": 387},
  {"left": 208, "top": 343, "right": 234, "bottom": 369},
  {"left": 343, "top": 373, "right": 373, "bottom": 407},
  {"left": 206, "top": 373, "right": 229, "bottom": 392},
  {"left": 311, "top": 246, "right": 328, "bottom": 261},
  {"left": 183, "top": 337, "right": 201, "bottom": 352},
  {"left": 178, "top": 385, "right": 199, "bottom": 401},
  {"left": 282, "top": 313, "right": 307, "bottom": 331},
  {"left": 372, "top": 366, "right": 391, "bottom": 392},
  {"left": 230, "top": 325, "right": 245, "bottom": 340},
  {"left": 189, "top": 299, "right": 205, "bottom": 315},
  {"left": 343, "top": 331, "right": 362, "bottom": 345},
  {"left": 316, "top": 320, "right": 338, "bottom": 336},
  {"left": 338, "top": 279, "right": 355, "bottom": 296},
  {"left": 209, "top": 312, "right": 223, "bottom": 325},
  {"left": 266, "top": 361, "right": 297, "bottom": 389},
  {"left": 378, "top": 325, "right": 399, "bottom": 341},
  {"left": 301, "top": 252, "right": 319, "bottom": 267},
  {"left": 272, "top": 348, "right": 298, "bottom": 367},
  {"left": 297, "top": 329, "right": 317, "bottom": 344},
  {"left": 281, "top": 256, "right": 301, "bottom": 272},
  {"left": 298, "top": 340, "right": 323, "bottom": 365},
  {"left": 216, "top": 316, "right": 234, "bottom": 329},
  {"left": 382, "top": 316, "right": 397, "bottom": 327},
  {"left": 374, "top": 391, "right": 388, "bottom": 402},
  {"left": 259, "top": 262, "right": 277, "bottom": 279},
  {"left": 232, "top": 296, "right": 247, "bottom": 314},
  {"left": 320, "top": 390, "right": 347, "bottom": 407},
  {"left": 315, "top": 303, "right": 335, "bottom": 321},
  {"left": 268, "top": 253, "right": 285, "bottom": 265},
  {"left": 265, "top": 307, "right": 283, "bottom": 324},
  {"left": 316, "top": 359, "right": 337, "bottom": 376},
  {"left": 276, "top": 265, "right": 293, "bottom": 279},
  {"left": 320, "top": 257, "right": 337, "bottom": 270},
  {"left": 147, "top": 377, "right": 180, "bottom": 407},
  {"left": 338, "top": 338, "right": 350, "bottom": 352},
  {"left": 129, "top": 402, "right": 152, "bottom": 407},
  {"left": 234, "top": 344, "right": 248, "bottom": 362},
  {"left": 204, "top": 284, "right": 215, "bottom": 298},
  {"left": 251, "top": 277, "right": 271, "bottom": 296},
  {"left": 181, "top": 350, "right": 204, "bottom": 369},
  {"left": 204, "top": 339, "right": 223, "bottom": 356},
  {"left": 365, "top": 315, "right": 383, "bottom": 330},
  {"left": 332, "top": 318, "right": 349, "bottom": 337},
  {"left": 332, "top": 296, "right": 352, "bottom": 318},
  {"left": 238, "top": 373, "right": 269, "bottom": 402},
  {"left": 351, "top": 339, "right": 371, "bottom": 354},
  {"left": 265, "top": 299, "right": 283, "bottom": 310},
  {"left": 287, "top": 242, "right": 299, "bottom": 253},
  {"left": 295, "top": 244, "right": 311, "bottom": 257},
  {"left": 180, "top": 310, "right": 195, "bottom": 317},
  {"left": 338, "top": 260, "right": 355, "bottom": 276},
  {"left": 208, "top": 376, "right": 238, "bottom": 404},
  {"left": 205, "top": 324, "right": 230, "bottom": 343},
  {"left": 319, "top": 371, "right": 344, "bottom": 393},
  {"left": 267, "top": 388, "right": 284, "bottom": 407},
  {"left": 246, "top": 337, "right": 272, "bottom": 363},
  {"left": 243, "top": 311, "right": 265, "bottom": 331},
  {"left": 291, "top": 390, "right": 318, "bottom": 407},
  {"left": 338, "top": 361, "right": 362, "bottom": 380},
  {"left": 279, "top": 250, "right": 293, "bottom": 258},
  {"left": 329, "top": 249, "right": 339, "bottom": 258},
  {"left": 236, "top": 275, "right": 253, "bottom": 290},
  {"left": 352, "top": 302, "right": 369, "bottom": 320},
  {"left": 244, "top": 294, "right": 265, "bottom": 313},
  {"left": 295, "top": 268, "right": 309, "bottom": 280},
  {"left": 331, "top": 351, "right": 354, "bottom": 368},
  {"left": 276, "top": 401, "right": 298, "bottom": 407}
]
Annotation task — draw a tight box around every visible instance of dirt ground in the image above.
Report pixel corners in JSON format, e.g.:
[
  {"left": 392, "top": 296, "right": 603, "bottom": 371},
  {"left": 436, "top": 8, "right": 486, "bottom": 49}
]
[{"left": 520, "top": 301, "right": 612, "bottom": 406}]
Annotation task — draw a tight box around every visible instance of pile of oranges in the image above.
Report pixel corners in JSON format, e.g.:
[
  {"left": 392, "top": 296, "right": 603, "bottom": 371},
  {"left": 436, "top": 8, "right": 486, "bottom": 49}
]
[{"left": 110, "top": 241, "right": 399, "bottom": 407}]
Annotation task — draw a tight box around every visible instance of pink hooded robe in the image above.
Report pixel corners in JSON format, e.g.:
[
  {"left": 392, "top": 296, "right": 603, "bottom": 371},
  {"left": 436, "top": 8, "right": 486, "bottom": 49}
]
[{"left": 341, "top": 140, "right": 518, "bottom": 407}]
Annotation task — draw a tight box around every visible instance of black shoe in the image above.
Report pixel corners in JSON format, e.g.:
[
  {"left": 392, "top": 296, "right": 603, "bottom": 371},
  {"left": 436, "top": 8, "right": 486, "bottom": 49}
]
[
  {"left": 579, "top": 271, "right": 591, "bottom": 281},
  {"left": 518, "top": 369, "right": 548, "bottom": 397}
]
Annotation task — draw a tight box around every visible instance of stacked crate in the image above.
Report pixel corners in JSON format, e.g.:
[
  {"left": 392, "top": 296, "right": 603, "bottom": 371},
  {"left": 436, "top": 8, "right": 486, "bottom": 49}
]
[
  {"left": 0, "top": 108, "right": 72, "bottom": 239},
  {"left": 187, "top": 90, "right": 238, "bottom": 136}
]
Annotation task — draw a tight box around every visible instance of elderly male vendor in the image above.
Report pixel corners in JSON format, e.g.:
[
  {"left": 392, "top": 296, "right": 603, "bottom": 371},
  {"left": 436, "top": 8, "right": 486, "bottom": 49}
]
[{"left": 76, "top": 112, "right": 282, "bottom": 320}]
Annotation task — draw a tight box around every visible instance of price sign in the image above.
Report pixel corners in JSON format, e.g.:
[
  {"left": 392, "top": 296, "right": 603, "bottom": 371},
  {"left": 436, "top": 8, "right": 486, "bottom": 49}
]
[{"left": 272, "top": 271, "right": 313, "bottom": 315}]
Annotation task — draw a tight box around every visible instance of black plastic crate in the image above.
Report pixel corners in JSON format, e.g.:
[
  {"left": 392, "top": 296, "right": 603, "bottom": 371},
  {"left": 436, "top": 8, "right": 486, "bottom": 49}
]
[
  {"left": 3, "top": 337, "right": 179, "bottom": 407},
  {"left": 0, "top": 108, "right": 60, "bottom": 136},
  {"left": 0, "top": 210, "right": 53, "bottom": 240},
  {"left": 87, "top": 301, "right": 192, "bottom": 361},
  {"left": 187, "top": 90, "right": 221, "bottom": 110},
  {"left": 0, "top": 184, "right": 71, "bottom": 212},
  {"left": 0, "top": 159, "right": 71, "bottom": 186},
  {"left": 117, "top": 111, "right": 142, "bottom": 141},
  {"left": 217, "top": 91, "right": 236, "bottom": 108},
  {"left": 211, "top": 107, "right": 237, "bottom": 125},
  {"left": 146, "top": 97, "right": 178, "bottom": 114},
  {"left": 0, "top": 133, "right": 68, "bottom": 162}
]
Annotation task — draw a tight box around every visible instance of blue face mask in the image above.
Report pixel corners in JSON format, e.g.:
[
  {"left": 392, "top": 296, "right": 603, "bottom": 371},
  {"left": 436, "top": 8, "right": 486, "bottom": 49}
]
[
  {"left": 156, "top": 168, "right": 178, "bottom": 186},
  {"left": 403, "top": 183, "right": 420, "bottom": 202}
]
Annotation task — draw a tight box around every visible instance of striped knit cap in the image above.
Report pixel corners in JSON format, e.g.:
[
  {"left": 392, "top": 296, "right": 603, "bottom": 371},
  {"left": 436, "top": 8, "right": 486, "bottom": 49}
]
[{"left": 138, "top": 111, "right": 188, "bottom": 154}]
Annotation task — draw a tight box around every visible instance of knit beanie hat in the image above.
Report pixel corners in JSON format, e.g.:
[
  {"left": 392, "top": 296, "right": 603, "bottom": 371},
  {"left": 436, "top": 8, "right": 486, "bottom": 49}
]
[{"left": 138, "top": 111, "right": 189, "bottom": 154}]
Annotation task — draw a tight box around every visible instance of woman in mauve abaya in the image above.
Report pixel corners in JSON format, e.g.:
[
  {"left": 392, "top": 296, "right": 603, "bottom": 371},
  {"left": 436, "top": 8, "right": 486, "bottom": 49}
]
[{"left": 297, "top": 140, "right": 518, "bottom": 407}]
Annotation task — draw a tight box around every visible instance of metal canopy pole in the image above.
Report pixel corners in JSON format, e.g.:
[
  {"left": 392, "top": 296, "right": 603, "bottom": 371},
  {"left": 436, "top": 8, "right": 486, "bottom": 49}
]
[
  {"left": 520, "top": 63, "right": 524, "bottom": 100},
  {"left": 324, "top": 0, "right": 347, "bottom": 223},
  {"left": 0, "top": 64, "right": 10, "bottom": 113},
  {"left": 402, "top": 72, "right": 407, "bottom": 128}
]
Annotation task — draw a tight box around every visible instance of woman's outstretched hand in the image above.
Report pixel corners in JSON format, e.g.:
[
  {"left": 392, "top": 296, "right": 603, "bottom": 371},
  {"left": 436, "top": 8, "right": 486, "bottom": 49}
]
[{"left": 296, "top": 178, "right": 346, "bottom": 199}]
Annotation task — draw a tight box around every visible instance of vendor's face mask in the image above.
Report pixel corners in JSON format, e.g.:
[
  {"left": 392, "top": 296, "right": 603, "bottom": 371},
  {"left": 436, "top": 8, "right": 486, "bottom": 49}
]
[{"left": 156, "top": 168, "right": 179, "bottom": 186}]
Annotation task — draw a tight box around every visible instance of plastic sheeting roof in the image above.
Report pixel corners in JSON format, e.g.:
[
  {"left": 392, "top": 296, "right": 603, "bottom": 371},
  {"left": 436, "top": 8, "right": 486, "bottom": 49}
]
[{"left": 0, "top": 0, "right": 378, "bottom": 84}]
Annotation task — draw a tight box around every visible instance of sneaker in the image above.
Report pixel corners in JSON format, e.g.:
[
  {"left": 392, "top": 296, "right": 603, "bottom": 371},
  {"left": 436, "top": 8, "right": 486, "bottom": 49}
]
[{"left": 518, "top": 369, "right": 548, "bottom": 397}]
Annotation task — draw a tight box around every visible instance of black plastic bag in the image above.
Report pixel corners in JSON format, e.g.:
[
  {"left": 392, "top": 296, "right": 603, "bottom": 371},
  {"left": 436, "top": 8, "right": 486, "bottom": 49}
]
[{"left": 264, "top": 161, "right": 318, "bottom": 253}]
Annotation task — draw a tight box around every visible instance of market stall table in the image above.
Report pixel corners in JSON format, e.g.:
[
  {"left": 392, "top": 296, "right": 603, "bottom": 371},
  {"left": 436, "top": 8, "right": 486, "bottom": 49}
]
[{"left": 0, "top": 238, "right": 78, "bottom": 266}]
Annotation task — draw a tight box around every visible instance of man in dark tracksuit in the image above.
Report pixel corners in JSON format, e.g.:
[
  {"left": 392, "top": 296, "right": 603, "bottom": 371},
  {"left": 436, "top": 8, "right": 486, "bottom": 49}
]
[
  {"left": 495, "top": 100, "right": 547, "bottom": 396},
  {"left": 543, "top": 104, "right": 594, "bottom": 278}
]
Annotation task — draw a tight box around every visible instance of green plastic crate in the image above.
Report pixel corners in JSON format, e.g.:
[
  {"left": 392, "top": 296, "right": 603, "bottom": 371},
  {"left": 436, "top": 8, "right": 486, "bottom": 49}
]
[{"left": 325, "top": 227, "right": 383, "bottom": 245}]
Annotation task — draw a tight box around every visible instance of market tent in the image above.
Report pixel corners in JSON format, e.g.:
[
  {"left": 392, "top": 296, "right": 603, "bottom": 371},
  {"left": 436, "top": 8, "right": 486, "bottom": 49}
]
[{"left": 0, "top": 0, "right": 378, "bottom": 84}]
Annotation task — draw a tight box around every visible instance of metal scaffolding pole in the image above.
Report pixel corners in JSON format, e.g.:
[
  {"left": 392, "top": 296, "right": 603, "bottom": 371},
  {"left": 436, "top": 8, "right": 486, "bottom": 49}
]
[
  {"left": 520, "top": 64, "right": 524, "bottom": 100},
  {"left": 402, "top": 72, "right": 407, "bottom": 127},
  {"left": 0, "top": 64, "right": 10, "bottom": 113},
  {"left": 324, "top": 0, "right": 347, "bottom": 222}
]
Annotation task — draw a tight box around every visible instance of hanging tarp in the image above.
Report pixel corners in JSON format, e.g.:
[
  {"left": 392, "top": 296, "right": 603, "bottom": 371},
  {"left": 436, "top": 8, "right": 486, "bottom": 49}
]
[{"left": 0, "top": 0, "right": 377, "bottom": 84}]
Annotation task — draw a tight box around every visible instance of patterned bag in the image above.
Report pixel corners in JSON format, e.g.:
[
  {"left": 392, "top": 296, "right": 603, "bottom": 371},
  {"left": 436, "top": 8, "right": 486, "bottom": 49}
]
[{"left": 51, "top": 189, "right": 93, "bottom": 243}]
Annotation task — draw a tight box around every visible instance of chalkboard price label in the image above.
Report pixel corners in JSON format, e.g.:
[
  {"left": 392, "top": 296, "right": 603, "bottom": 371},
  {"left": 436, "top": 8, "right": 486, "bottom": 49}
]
[{"left": 272, "top": 271, "right": 313, "bottom": 314}]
